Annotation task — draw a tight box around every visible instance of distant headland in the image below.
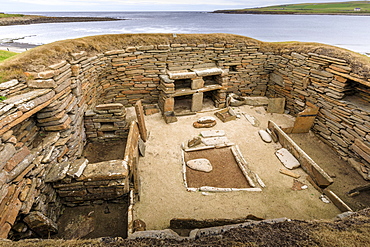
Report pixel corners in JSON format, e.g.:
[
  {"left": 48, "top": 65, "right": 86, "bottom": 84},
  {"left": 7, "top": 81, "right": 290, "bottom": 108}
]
[
  {"left": 0, "top": 13, "right": 123, "bottom": 26},
  {"left": 213, "top": 1, "right": 370, "bottom": 15}
]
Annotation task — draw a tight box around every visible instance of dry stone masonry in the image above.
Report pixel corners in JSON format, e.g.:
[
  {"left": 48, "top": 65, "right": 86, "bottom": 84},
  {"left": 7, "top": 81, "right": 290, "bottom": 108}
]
[{"left": 0, "top": 34, "right": 369, "bottom": 239}]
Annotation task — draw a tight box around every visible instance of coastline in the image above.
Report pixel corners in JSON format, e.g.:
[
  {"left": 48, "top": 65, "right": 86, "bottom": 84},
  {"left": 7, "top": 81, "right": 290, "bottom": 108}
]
[
  {"left": 0, "top": 42, "right": 38, "bottom": 53},
  {"left": 212, "top": 10, "right": 370, "bottom": 16},
  {"left": 0, "top": 15, "right": 124, "bottom": 26}
]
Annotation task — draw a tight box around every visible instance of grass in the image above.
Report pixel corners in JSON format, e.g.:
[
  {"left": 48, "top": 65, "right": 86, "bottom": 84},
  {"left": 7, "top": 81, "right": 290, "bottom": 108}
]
[
  {"left": 0, "top": 33, "right": 369, "bottom": 83},
  {"left": 0, "top": 50, "right": 17, "bottom": 62},
  {"left": 0, "top": 13, "right": 24, "bottom": 18},
  {"left": 216, "top": 1, "right": 370, "bottom": 14}
]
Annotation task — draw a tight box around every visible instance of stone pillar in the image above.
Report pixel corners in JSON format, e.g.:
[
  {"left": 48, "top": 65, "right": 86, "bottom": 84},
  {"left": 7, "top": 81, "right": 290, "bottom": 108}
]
[{"left": 192, "top": 92, "right": 203, "bottom": 112}]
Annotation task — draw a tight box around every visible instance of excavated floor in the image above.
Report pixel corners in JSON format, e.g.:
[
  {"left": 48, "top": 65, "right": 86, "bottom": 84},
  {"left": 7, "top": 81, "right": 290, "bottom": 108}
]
[{"left": 134, "top": 105, "right": 347, "bottom": 230}]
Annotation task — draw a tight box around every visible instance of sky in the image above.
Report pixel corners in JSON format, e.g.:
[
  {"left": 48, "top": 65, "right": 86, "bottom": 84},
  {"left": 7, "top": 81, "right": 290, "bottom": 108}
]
[{"left": 2, "top": 0, "right": 354, "bottom": 12}]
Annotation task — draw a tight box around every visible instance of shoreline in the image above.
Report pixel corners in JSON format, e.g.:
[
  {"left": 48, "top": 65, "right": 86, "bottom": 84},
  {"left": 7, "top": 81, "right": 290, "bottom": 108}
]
[
  {"left": 212, "top": 10, "right": 370, "bottom": 16},
  {"left": 0, "top": 42, "right": 39, "bottom": 53},
  {"left": 0, "top": 15, "right": 124, "bottom": 26}
]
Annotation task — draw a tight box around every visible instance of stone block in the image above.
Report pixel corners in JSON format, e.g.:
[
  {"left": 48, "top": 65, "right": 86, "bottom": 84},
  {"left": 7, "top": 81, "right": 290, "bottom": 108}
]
[
  {"left": 163, "top": 111, "right": 177, "bottom": 124},
  {"left": 267, "top": 98, "right": 285, "bottom": 114},
  {"left": 191, "top": 92, "right": 203, "bottom": 112},
  {"left": 95, "top": 103, "right": 124, "bottom": 111},
  {"left": 77, "top": 160, "right": 128, "bottom": 182},
  {"left": 23, "top": 211, "right": 58, "bottom": 237},
  {"left": 163, "top": 98, "right": 174, "bottom": 112},
  {"left": 27, "top": 79, "right": 57, "bottom": 89},
  {"left": 67, "top": 158, "right": 88, "bottom": 178},
  {"left": 191, "top": 78, "right": 204, "bottom": 90}
]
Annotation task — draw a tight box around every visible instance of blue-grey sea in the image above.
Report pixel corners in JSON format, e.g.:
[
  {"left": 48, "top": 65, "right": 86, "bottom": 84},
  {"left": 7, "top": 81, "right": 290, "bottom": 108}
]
[{"left": 1, "top": 11, "right": 370, "bottom": 54}]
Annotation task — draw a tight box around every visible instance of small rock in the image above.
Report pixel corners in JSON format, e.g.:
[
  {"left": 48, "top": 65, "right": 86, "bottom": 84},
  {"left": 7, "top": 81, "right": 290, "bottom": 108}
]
[
  {"left": 187, "top": 158, "right": 213, "bottom": 172},
  {"left": 258, "top": 130, "right": 272, "bottom": 143},
  {"left": 133, "top": 219, "right": 147, "bottom": 232},
  {"left": 275, "top": 148, "right": 300, "bottom": 169},
  {"left": 320, "top": 195, "right": 331, "bottom": 204},
  {"left": 193, "top": 119, "right": 216, "bottom": 128}
]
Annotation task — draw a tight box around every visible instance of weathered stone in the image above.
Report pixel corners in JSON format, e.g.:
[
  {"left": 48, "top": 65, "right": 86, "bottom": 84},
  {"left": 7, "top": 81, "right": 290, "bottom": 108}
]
[
  {"left": 45, "top": 161, "right": 70, "bottom": 183},
  {"left": 275, "top": 148, "right": 300, "bottom": 170},
  {"left": 95, "top": 103, "right": 124, "bottom": 111},
  {"left": 191, "top": 92, "right": 203, "bottom": 112},
  {"left": 267, "top": 98, "right": 285, "bottom": 114},
  {"left": 135, "top": 100, "right": 148, "bottom": 142},
  {"left": 7, "top": 152, "right": 36, "bottom": 182},
  {"left": 201, "top": 130, "right": 225, "bottom": 138},
  {"left": 27, "top": 79, "right": 57, "bottom": 89},
  {"left": 0, "top": 79, "right": 19, "bottom": 90},
  {"left": 243, "top": 96, "right": 269, "bottom": 106},
  {"left": 163, "top": 111, "right": 177, "bottom": 124},
  {"left": 0, "top": 143, "right": 16, "bottom": 170},
  {"left": 77, "top": 160, "right": 128, "bottom": 182},
  {"left": 3, "top": 89, "right": 51, "bottom": 106},
  {"left": 168, "top": 70, "right": 197, "bottom": 80},
  {"left": 187, "top": 158, "right": 213, "bottom": 172},
  {"left": 202, "top": 136, "right": 229, "bottom": 146},
  {"left": 258, "top": 130, "right": 272, "bottom": 143},
  {"left": 23, "top": 211, "right": 58, "bottom": 237},
  {"left": 67, "top": 158, "right": 88, "bottom": 178},
  {"left": 187, "top": 137, "right": 202, "bottom": 148},
  {"left": 4, "top": 146, "right": 30, "bottom": 172},
  {"left": 18, "top": 90, "right": 55, "bottom": 112}
]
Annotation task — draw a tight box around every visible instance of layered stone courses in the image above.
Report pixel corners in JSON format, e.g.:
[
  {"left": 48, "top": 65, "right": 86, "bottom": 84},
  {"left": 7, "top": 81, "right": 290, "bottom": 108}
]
[{"left": 0, "top": 35, "right": 369, "bottom": 239}]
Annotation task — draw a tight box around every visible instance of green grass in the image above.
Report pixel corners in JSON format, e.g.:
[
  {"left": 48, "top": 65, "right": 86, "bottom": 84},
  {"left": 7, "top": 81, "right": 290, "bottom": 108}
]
[
  {"left": 0, "top": 50, "right": 17, "bottom": 62},
  {"left": 217, "top": 1, "right": 370, "bottom": 14},
  {"left": 0, "top": 13, "right": 24, "bottom": 18}
]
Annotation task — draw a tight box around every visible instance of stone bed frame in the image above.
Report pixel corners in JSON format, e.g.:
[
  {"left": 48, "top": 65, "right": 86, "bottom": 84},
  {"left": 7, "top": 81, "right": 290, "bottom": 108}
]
[{"left": 0, "top": 34, "right": 369, "bottom": 239}]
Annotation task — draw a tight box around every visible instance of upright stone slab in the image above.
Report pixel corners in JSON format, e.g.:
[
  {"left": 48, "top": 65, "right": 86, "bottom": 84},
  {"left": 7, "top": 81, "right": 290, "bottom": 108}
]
[
  {"left": 267, "top": 98, "right": 286, "bottom": 114},
  {"left": 292, "top": 102, "right": 319, "bottom": 133},
  {"left": 135, "top": 100, "right": 148, "bottom": 142},
  {"left": 191, "top": 92, "right": 203, "bottom": 112}
]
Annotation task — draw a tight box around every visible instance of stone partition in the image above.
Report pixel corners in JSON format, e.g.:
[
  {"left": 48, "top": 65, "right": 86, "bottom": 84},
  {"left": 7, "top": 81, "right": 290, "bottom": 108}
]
[{"left": 0, "top": 34, "right": 369, "bottom": 239}]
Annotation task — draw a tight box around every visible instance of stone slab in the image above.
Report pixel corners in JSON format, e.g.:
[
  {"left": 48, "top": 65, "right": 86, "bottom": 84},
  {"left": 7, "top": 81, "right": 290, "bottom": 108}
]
[
  {"left": 275, "top": 148, "right": 300, "bottom": 170},
  {"left": 77, "top": 160, "right": 128, "bottom": 182},
  {"left": 258, "top": 130, "right": 272, "bottom": 143},
  {"left": 135, "top": 100, "right": 148, "bottom": 142},
  {"left": 202, "top": 136, "right": 229, "bottom": 146},
  {"left": 67, "top": 158, "right": 88, "bottom": 178},
  {"left": 267, "top": 98, "right": 285, "bottom": 114},
  {"left": 201, "top": 130, "right": 225, "bottom": 138},
  {"left": 187, "top": 158, "right": 213, "bottom": 172}
]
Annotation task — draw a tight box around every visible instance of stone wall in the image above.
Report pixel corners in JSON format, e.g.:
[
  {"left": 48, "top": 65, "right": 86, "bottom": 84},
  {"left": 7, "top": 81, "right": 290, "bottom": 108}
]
[
  {"left": 0, "top": 34, "right": 369, "bottom": 239},
  {"left": 266, "top": 52, "right": 370, "bottom": 179}
]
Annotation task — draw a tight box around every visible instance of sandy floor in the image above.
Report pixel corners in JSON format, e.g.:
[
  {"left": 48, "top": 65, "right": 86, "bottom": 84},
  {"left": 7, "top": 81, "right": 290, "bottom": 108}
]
[{"left": 134, "top": 105, "right": 342, "bottom": 230}]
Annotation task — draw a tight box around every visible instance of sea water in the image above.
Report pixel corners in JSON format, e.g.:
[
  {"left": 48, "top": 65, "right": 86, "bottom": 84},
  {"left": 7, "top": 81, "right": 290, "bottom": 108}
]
[{"left": 1, "top": 11, "right": 370, "bottom": 54}]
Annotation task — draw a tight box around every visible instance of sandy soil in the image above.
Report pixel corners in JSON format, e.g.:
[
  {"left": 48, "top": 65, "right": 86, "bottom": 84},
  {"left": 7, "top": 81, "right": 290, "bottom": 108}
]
[{"left": 134, "top": 105, "right": 342, "bottom": 230}]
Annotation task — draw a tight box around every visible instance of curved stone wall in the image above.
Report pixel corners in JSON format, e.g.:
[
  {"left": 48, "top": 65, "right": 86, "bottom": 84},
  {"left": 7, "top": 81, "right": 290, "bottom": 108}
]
[{"left": 0, "top": 34, "right": 369, "bottom": 239}]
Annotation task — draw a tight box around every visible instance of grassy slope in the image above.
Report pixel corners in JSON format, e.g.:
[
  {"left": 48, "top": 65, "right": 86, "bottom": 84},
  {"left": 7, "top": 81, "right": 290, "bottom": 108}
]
[
  {"left": 0, "top": 50, "right": 17, "bottom": 62},
  {"left": 216, "top": 1, "right": 370, "bottom": 14}
]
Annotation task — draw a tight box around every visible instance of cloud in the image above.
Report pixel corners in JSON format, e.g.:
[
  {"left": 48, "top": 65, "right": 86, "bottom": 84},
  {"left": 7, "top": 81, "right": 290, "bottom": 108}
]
[
  {"left": 5, "top": 0, "right": 348, "bottom": 11},
  {"left": 10, "top": 0, "right": 249, "bottom": 6}
]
